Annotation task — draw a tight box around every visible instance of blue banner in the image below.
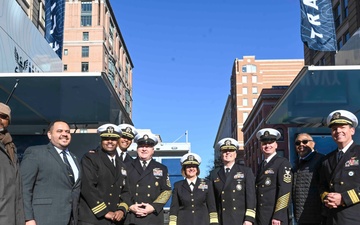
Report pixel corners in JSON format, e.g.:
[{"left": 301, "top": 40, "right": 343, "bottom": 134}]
[
  {"left": 300, "top": 0, "right": 337, "bottom": 51},
  {"left": 45, "top": 0, "right": 65, "bottom": 58}
]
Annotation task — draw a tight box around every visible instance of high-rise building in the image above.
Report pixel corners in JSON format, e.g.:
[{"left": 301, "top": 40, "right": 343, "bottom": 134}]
[
  {"left": 230, "top": 56, "right": 304, "bottom": 154},
  {"left": 62, "top": 0, "right": 134, "bottom": 123}
]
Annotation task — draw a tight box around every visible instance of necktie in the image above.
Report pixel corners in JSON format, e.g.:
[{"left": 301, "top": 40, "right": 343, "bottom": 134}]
[
  {"left": 142, "top": 160, "right": 147, "bottom": 170},
  {"left": 337, "top": 150, "right": 344, "bottom": 163},
  {"left": 120, "top": 152, "right": 124, "bottom": 161},
  {"left": 225, "top": 168, "right": 230, "bottom": 176},
  {"left": 111, "top": 158, "right": 116, "bottom": 167},
  {"left": 262, "top": 160, "right": 267, "bottom": 169},
  {"left": 61, "top": 150, "right": 75, "bottom": 185},
  {"left": 190, "top": 182, "right": 195, "bottom": 191}
]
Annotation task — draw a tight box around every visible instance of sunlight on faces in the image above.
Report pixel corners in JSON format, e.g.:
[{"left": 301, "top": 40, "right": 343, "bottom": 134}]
[
  {"left": 47, "top": 121, "right": 71, "bottom": 150},
  {"left": 0, "top": 114, "right": 9, "bottom": 131},
  {"left": 260, "top": 140, "right": 277, "bottom": 157},
  {"left": 118, "top": 136, "right": 132, "bottom": 150},
  {"left": 331, "top": 124, "right": 355, "bottom": 148},
  {"left": 183, "top": 164, "right": 199, "bottom": 179},
  {"left": 137, "top": 144, "right": 154, "bottom": 161},
  {"left": 221, "top": 149, "right": 237, "bottom": 164},
  {"left": 295, "top": 134, "right": 315, "bottom": 158},
  {"left": 102, "top": 137, "right": 119, "bottom": 152}
]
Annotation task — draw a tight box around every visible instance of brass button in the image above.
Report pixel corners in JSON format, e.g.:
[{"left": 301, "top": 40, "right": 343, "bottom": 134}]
[{"left": 147, "top": 194, "right": 150, "bottom": 197}]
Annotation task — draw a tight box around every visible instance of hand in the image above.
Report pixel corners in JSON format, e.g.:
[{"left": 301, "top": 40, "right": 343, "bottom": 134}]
[
  {"left": 113, "top": 210, "right": 125, "bottom": 221},
  {"left": 129, "top": 203, "right": 147, "bottom": 217},
  {"left": 324, "top": 192, "right": 343, "bottom": 208},
  {"left": 243, "top": 221, "right": 253, "bottom": 225},
  {"left": 142, "top": 203, "right": 155, "bottom": 215},
  {"left": 104, "top": 211, "right": 115, "bottom": 220},
  {"left": 272, "top": 219, "right": 281, "bottom": 225},
  {"left": 26, "top": 220, "right": 37, "bottom": 225}
]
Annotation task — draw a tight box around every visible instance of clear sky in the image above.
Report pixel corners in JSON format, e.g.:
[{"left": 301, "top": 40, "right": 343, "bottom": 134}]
[{"left": 110, "top": 0, "right": 304, "bottom": 175}]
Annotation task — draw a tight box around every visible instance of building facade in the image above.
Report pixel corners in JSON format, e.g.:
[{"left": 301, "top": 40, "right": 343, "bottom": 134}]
[
  {"left": 304, "top": 0, "right": 360, "bottom": 65},
  {"left": 230, "top": 56, "right": 304, "bottom": 153},
  {"left": 62, "top": 0, "right": 134, "bottom": 123}
]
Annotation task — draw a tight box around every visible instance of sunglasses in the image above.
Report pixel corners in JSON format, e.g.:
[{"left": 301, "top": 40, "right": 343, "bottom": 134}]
[
  {"left": 0, "top": 114, "right": 9, "bottom": 120},
  {"left": 295, "top": 140, "right": 313, "bottom": 146}
]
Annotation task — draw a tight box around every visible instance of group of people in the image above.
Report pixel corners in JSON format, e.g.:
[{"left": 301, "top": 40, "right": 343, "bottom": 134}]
[{"left": 1, "top": 101, "right": 360, "bottom": 225}]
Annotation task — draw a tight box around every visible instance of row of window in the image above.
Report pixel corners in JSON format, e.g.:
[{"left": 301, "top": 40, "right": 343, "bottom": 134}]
[
  {"left": 63, "top": 46, "right": 90, "bottom": 58},
  {"left": 63, "top": 63, "right": 89, "bottom": 72},
  {"left": 242, "top": 75, "right": 257, "bottom": 83},
  {"left": 242, "top": 87, "right": 258, "bottom": 94},
  {"left": 242, "top": 98, "right": 258, "bottom": 107}
]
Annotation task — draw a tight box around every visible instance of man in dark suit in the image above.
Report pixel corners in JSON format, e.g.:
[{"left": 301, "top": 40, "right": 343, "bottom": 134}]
[
  {"left": 0, "top": 102, "right": 24, "bottom": 225},
  {"left": 255, "top": 128, "right": 292, "bottom": 225},
  {"left": 78, "top": 124, "right": 131, "bottom": 225},
  {"left": 125, "top": 131, "right": 172, "bottom": 225},
  {"left": 319, "top": 110, "right": 360, "bottom": 225},
  {"left": 21, "top": 120, "right": 81, "bottom": 225},
  {"left": 292, "top": 133, "right": 325, "bottom": 225},
  {"left": 209, "top": 137, "right": 256, "bottom": 225},
  {"left": 117, "top": 124, "right": 137, "bottom": 164}
]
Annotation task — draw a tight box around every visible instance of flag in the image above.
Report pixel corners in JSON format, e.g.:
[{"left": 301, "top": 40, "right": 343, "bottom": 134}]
[
  {"left": 45, "top": 0, "right": 65, "bottom": 58},
  {"left": 300, "top": 0, "right": 337, "bottom": 51}
]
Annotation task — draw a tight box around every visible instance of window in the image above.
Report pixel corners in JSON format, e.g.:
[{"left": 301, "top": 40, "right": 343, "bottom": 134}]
[
  {"left": 83, "top": 32, "right": 89, "bottom": 41},
  {"left": 333, "top": 4, "right": 341, "bottom": 29},
  {"left": 242, "top": 75, "right": 247, "bottom": 83},
  {"left": 64, "top": 64, "right": 67, "bottom": 71},
  {"left": 81, "top": 62, "right": 89, "bottom": 72},
  {"left": 64, "top": 49, "right": 68, "bottom": 56},
  {"left": 242, "top": 64, "right": 257, "bottom": 73},
  {"left": 243, "top": 98, "right": 248, "bottom": 106},
  {"left": 252, "top": 98, "right": 257, "bottom": 106},
  {"left": 81, "top": 1, "right": 92, "bottom": 26},
  {"left": 343, "top": 0, "right": 349, "bottom": 19},
  {"left": 252, "top": 75, "right": 257, "bottom": 83},
  {"left": 242, "top": 87, "right": 248, "bottom": 94},
  {"left": 252, "top": 86, "right": 258, "bottom": 94},
  {"left": 243, "top": 112, "right": 248, "bottom": 122},
  {"left": 82, "top": 46, "right": 89, "bottom": 57},
  {"left": 109, "top": 20, "right": 114, "bottom": 46}
]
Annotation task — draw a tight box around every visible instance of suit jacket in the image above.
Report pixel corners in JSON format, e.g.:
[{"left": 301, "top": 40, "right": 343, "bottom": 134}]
[
  {"left": 255, "top": 154, "right": 292, "bottom": 225},
  {"left": 0, "top": 141, "right": 24, "bottom": 225},
  {"left": 169, "top": 178, "right": 218, "bottom": 225},
  {"left": 21, "top": 143, "right": 81, "bottom": 225},
  {"left": 78, "top": 150, "right": 132, "bottom": 225},
  {"left": 125, "top": 158, "right": 172, "bottom": 225},
  {"left": 210, "top": 164, "right": 256, "bottom": 225},
  {"left": 319, "top": 143, "right": 360, "bottom": 225}
]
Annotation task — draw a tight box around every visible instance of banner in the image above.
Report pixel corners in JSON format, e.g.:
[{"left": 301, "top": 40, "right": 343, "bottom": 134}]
[
  {"left": 45, "top": 0, "right": 65, "bottom": 58},
  {"left": 300, "top": 0, "right": 337, "bottom": 51}
]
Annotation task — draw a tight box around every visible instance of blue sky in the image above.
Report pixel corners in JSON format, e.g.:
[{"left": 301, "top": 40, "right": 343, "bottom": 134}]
[{"left": 110, "top": 0, "right": 304, "bottom": 175}]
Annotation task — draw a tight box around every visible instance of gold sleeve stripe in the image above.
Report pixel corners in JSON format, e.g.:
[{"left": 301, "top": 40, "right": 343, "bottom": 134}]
[
  {"left": 118, "top": 202, "right": 129, "bottom": 212},
  {"left": 209, "top": 212, "right": 219, "bottom": 223},
  {"left": 169, "top": 215, "right": 177, "bottom": 225},
  {"left": 154, "top": 190, "right": 172, "bottom": 204},
  {"left": 320, "top": 192, "right": 329, "bottom": 202},
  {"left": 92, "top": 202, "right": 107, "bottom": 214},
  {"left": 348, "top": 189, "right": 360, "bottom": 204},
  {"left": 245, "top": 209, "right": 256, "bottom": 218},
  {"left": 275, "top": 192, "right": 290, "bottom": 212}
]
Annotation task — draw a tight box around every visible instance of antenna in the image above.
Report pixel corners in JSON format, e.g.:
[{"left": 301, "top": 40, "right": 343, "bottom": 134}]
[
  {"left": 5, "top": 79, "right": 20, "bottom": 104},
  {"left": 172, "top": 131, "right": 188, "bottom": 143}
]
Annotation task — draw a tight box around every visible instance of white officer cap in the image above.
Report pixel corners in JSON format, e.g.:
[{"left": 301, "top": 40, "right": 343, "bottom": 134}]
[
  {"left": 97, "top": 123, "right": 121, "bottom": 138},
  {"left": 327, "top": 109, "right": 358, "bottom": 128},
  {"left": 256, "top": 128, "right": 281, "bottom": 142},
  {"left": 215, "top": 138, "right": 239, "bottom": 151},
  {"left": 118, "top": 124, "right": 138, "bottom": 139},
  {"left": 134, "top": 131, "right": 158, "bottom": 146},
  {"left": 180, "top": 153, "right": 201, "bottom": 166}
]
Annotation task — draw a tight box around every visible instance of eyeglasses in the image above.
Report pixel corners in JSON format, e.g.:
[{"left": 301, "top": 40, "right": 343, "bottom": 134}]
[
  {"left": 295, "top": 140, "right": 313, "bottom": 146},
  {"left": 0, "top": 114, "right": 9, "bottom": 120}
]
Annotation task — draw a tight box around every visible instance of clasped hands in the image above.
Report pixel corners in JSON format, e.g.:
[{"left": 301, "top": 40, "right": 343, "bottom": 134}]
[
  {"left": 129, "top": 202, "right": 155, "bottom": 217},
  {"left": 324, "top": 192, "right": 344, "bottom": 209},
  {"left": 105, "top": 210, "right": 124, "bottom": 222}
]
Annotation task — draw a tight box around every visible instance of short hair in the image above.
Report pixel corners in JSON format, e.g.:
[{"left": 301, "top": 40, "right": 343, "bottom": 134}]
[
  {"left": 181, "top": 165, "right": 200, "bottom": 177},
  {"left": 47, "top": 120, "right": 70, "bottom": 132}
]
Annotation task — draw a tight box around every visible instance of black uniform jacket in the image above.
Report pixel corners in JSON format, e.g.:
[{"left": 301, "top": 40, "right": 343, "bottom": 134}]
[
  {"left": 125, "top": 158, "right": 172, "bottom": 225},
  {"left": 78, "top": 149, "right": 131, "bottom": 225},
  {"left": 210, "top": 164, "right": 256, "bottom": 225},
  {"left": 169, "top": 178, "right": 218, "bottom": 225},
  {"left": 319, "top": 143, "right": 360, "bottom": 225},
  {"left": 255, "top": 154, "right": 292, "bottom": 225}
]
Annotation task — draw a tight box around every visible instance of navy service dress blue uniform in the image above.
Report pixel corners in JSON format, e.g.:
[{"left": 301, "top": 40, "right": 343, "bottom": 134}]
[
  {"left": 319, "top": 110, "right": 360, "bottom": 225},
  {"left": 169, "top": 153, "right": 218, "bottom": 225},
  {"left": 210, "top": 138, "right": 256, "bottom": 225},
  {"left": 78, "top": 124, "right": 131, "bottom": 225},
  {"left": 117, "top": 124, "right": 138, "bottom": 165},
  {"left": 126, "top": 132, "right": 172, "bottom": 225},
  {"left": 255, "top": 128, "right": 292, "bottom": 225}
]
